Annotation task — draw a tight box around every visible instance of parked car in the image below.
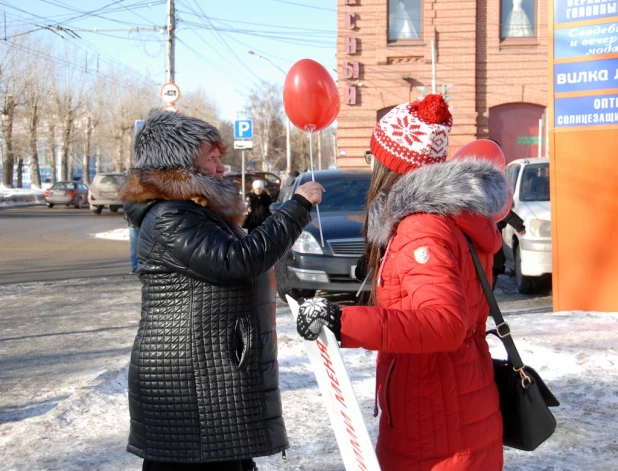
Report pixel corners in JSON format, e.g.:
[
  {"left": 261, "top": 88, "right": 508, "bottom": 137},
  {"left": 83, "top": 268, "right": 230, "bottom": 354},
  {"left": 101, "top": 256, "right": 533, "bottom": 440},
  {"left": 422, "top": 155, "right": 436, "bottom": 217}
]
[
  {"left": 44, "top": 181, "right": 89, "bottom": 208},
  {"left": 502, "top": 158, "right": 551, "bottom": 293},
  {"left": 271, "top": 169, "right": 372, "bottom": 300},
  {"left": 88, "top": 173, "right": 127, "bottom": 215},
  {"left": 224, "top": 171, "right": 281, "bottom": 200}
]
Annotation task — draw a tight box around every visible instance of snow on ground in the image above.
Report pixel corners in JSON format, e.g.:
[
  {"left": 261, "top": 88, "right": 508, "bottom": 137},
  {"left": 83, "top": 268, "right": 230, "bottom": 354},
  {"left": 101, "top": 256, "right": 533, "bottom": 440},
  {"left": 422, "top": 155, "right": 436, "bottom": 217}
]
[
  {"left": 93, "top": 228, "right": 129, "bottom": 241},
  {"left": 1, "top": 293, "right": 617, "bottom": 471},
  {"left": 0, "top": 185, "right": 44, "bottom": 206}
]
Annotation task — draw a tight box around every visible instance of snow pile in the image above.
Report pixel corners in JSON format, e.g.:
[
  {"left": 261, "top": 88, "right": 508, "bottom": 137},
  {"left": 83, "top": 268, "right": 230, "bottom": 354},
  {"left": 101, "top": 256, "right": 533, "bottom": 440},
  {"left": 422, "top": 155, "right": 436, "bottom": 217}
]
[
  {"left": 1, "top": 306, "right": 617, "bottom": 470},
  {"left": 94, "top": 228, "right": 130, "bottom": 241},
  {"left": 0, "top": 184, "right": 45, "bottom": 206}
]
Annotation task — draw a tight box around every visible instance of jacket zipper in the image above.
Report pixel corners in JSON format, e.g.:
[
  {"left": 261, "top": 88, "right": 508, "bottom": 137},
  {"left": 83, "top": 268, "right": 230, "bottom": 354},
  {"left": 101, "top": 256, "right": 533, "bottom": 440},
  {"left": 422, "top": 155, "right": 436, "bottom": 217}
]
[
  {"left": 377, "top": 238, "right": 394, "bottom": 287},
  {"left": 384, "top": 358, "right": 397, "bottom": 428}
]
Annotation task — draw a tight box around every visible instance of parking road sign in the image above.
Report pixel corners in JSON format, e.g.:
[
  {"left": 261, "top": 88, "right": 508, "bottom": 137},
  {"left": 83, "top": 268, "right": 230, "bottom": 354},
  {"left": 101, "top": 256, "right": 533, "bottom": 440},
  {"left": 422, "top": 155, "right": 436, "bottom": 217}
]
[{"left": 234, "top": 120, "right": 253, "bottom": 139}]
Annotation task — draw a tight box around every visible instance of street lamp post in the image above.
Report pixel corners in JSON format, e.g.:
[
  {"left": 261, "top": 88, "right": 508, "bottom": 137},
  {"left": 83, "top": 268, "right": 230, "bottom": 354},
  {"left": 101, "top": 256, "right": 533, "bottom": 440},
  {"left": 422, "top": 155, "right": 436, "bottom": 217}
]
[{"left": 248, "top": 51, "right": 291, "bottom": 170}]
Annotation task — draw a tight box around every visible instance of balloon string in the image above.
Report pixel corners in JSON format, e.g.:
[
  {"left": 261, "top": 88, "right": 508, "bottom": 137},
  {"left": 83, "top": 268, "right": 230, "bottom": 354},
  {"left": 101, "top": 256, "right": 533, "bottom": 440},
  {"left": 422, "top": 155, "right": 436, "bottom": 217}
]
[{"left": 308, "top": 129, "right": 325, "bottom": 248}]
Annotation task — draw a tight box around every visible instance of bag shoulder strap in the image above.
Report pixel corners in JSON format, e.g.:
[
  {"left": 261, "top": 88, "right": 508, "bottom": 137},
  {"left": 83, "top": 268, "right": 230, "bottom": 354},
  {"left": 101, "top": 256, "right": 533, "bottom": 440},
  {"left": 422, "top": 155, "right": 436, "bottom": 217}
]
[{"left": 464, "top": 235, "right": 524, "bottom": 369}]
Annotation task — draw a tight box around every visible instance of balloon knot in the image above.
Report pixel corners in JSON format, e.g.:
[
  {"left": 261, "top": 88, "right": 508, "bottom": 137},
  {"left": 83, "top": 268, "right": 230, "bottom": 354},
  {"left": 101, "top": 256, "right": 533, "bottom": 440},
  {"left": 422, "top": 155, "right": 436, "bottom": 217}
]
[{"left": 408, "top": 94, "right": 451, "bottom": 125}]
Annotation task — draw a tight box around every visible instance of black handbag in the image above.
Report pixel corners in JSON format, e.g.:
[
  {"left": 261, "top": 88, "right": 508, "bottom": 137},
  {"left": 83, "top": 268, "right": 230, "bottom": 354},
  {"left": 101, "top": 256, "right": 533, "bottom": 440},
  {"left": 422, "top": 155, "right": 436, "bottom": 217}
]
[{"left": 465, "top": 236, "right": 560, "bottom": 451}]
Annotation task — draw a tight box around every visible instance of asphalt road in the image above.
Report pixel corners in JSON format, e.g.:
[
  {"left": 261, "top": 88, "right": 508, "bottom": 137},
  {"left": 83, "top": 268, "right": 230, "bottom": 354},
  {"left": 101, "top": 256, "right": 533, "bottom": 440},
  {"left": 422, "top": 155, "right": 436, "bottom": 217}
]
[
  {"left": 0, "top": 204, "right": 553, "bottom": 428},
  {"left": 0, "top": 205, "right": 130, "bottom": 284}
]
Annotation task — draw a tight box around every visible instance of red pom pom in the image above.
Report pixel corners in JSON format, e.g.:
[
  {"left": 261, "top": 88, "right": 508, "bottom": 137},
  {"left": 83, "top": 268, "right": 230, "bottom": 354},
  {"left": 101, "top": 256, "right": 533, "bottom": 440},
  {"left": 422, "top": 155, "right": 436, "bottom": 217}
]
[{"left": 414, "top": 94, "right": 451, "bottom": 124}]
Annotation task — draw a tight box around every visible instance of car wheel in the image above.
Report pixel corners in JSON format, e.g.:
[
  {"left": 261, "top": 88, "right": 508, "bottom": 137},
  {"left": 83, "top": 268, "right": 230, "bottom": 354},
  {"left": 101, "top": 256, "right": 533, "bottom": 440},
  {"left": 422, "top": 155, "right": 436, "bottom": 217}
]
[
  {"left": 514, "top": 244, "right": 537, "bottom": 294},
  {"left": 92, "top": 206, "right": 103, "bottom": 215},
  {"left": 110, "top": 205, "right": 121, "bottom": 213},
  {"left": 46, "top": 203, "right": 54, "bottom": 208},
  {"left": 75, "top": 197, "right": 82, "bottom": 209}
]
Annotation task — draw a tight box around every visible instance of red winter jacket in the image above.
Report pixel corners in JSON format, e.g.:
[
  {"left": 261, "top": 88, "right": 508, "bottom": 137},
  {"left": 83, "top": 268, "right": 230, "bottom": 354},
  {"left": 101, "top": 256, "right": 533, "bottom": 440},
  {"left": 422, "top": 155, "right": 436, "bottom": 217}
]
[{"left": 341, "top": 159, "right": 507, "bottom": 471}]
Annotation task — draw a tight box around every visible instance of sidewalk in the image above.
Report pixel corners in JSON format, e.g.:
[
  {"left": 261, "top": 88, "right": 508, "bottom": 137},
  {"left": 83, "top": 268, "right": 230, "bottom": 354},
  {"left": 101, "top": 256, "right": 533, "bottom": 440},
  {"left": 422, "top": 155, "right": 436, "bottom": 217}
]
[{"left": 1, "top": 276, "right": 617, "bottom": 470}]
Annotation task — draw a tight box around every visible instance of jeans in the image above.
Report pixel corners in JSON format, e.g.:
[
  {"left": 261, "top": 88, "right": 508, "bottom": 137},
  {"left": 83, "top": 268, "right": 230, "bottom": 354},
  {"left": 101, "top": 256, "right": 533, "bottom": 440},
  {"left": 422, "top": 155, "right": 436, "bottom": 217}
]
[{"left": 129, "top": 226, "right": 139, "bottom": 272}]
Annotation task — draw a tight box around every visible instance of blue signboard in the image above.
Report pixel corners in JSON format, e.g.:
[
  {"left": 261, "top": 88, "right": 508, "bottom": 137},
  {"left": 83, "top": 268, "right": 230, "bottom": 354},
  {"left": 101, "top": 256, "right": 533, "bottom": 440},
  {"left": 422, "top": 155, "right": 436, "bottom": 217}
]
[
  {"left": 555, "top": 0, "right": 618, "bottom": 24},
  {"left": 234, "top": 120, "right": 253, "bottom": 139},
  {"left": 554, "top": 22, "right": 618, "bottom": 59},
  {"left": 555, "top": 93, "right": 618, "bottom": 127},
  {"left": 554, "top": 58, "right": 618, "bottom": 92}
]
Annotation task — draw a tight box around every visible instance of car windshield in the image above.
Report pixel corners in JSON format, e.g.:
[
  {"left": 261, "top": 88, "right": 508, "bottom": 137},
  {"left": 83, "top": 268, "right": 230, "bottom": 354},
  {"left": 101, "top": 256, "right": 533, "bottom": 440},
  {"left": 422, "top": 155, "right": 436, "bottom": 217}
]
[
  {"left": 301, "top": 174, "right": 371, "bottom": 213},
  {"left": 52, "top": 182, "right": 75, "bottom": 190},
  {"left": 520, "top": 164, "right": 549, "bottom": 202},
  {"left": 97, "top": 175, "right": 125, "bottom": 186}
]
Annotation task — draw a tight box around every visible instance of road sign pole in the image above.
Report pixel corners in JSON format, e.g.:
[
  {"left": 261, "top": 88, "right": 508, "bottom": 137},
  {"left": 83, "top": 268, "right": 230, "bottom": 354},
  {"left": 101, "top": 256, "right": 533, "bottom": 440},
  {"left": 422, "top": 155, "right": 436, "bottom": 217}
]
[{"left": 241, "top": 150, "right": 245, "bottom": 198}]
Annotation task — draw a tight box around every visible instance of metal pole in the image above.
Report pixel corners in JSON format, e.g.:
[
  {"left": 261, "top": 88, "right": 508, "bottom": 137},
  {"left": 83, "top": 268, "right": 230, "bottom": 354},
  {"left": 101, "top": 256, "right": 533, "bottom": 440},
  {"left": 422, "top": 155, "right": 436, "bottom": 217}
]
[
  {"left": 241, "top": 150, "right": 246, "bottom": 198},
  {"left": 431, "top": 40, "right": 437, "bottom": 94},
  {"left": 167, "top": 0, "right": 175, "bottom": 83},
  {"left": 286, "top": 117, "right": 291, "bottom": 170}
]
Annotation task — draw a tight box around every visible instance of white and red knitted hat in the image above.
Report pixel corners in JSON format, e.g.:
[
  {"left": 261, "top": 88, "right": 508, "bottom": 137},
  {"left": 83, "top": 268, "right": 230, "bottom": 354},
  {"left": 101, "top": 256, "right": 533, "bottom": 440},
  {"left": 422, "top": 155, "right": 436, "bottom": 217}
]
[{"left": 370, "top": 94, "right": 452, "bottom": 175}]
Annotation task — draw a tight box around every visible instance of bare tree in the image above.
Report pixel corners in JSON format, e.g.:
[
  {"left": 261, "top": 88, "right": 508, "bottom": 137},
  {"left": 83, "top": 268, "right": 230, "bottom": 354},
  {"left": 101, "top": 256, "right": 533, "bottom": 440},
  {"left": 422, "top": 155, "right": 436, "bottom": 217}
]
[{"left": 244, "top": 81, "right": 286, "bottom": 171}]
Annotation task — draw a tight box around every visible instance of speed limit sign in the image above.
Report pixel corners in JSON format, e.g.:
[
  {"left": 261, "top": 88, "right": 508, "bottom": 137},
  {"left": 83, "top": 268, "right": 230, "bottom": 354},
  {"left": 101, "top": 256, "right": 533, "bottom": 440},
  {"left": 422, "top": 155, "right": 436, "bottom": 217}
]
[{"left": 160, "top": 82, "right": 181, "bottom": 104}]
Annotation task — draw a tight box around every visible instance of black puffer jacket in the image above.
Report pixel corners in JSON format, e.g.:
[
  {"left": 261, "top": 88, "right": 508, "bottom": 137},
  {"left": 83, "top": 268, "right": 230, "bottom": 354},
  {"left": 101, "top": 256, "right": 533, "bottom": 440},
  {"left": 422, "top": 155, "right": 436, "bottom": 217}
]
[{"left": 121, "top": 170, "right": 310, "bottom": 463}]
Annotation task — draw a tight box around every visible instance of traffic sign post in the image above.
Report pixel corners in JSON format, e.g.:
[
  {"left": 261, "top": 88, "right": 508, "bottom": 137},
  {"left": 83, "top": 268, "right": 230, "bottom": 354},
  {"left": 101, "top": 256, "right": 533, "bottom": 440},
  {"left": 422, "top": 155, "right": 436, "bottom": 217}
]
[
  {"left": 160, "top": 82, "right": 181, "bottom": 104},
  {"left": 234, "top": 120, "right": 253, "bottom": 139},
  {"left": 161, "top": 105, "right": 179, "bottom": 113}
]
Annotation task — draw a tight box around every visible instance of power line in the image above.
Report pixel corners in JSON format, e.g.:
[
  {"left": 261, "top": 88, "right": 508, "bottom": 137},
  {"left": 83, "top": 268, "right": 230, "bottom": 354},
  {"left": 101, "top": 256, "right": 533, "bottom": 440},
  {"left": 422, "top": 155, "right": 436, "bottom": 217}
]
[{"left": 271, "top": 0, "right": 337, "bottom": 12}]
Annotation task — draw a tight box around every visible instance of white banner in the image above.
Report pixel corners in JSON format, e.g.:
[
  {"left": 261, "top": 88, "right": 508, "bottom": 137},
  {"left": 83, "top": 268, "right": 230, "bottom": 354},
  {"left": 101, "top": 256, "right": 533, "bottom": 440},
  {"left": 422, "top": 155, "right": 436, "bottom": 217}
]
[{"left": 287, "top": 296, "right": 381, "bottom": 471}]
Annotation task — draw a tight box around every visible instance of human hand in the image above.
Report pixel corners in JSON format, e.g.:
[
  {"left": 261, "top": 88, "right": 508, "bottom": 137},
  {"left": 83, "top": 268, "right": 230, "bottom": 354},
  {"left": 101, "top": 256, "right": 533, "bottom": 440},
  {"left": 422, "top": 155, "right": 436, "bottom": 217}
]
[
  {"left": 296, "top": 297, "right": 342, "bottom": 341},
  {"left": 354, "top": 254, "right": 368, "bottom": 281},
  {"left": 294, "top": 181, "right": 325, "bottom": 206},
  {"left": 518, "top": 229, "right": 526, "bottom": 236}
]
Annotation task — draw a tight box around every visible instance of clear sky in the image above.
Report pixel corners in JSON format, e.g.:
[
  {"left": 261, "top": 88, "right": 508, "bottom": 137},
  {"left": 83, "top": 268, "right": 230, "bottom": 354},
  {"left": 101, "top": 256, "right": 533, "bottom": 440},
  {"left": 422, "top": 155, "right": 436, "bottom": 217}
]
[{"left": 2, "top": 0, "right": 337, "bottom": 121}]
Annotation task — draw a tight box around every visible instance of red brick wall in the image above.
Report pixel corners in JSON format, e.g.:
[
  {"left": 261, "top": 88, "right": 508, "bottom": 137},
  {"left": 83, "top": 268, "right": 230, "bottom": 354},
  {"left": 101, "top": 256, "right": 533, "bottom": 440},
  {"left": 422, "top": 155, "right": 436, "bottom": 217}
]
[{"left": 337, "top": 0, "right": 548, "bottom": 168}]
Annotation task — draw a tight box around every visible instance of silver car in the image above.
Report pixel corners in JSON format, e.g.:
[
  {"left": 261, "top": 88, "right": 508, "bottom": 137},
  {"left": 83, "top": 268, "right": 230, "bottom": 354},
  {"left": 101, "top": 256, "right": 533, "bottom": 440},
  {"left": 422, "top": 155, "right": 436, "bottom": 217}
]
[
  {"left": 44, "top": 181, "right": 89, "bottom": 209},
  {"left": 88, "top": 173, "right": 127, "bottom": 215}
]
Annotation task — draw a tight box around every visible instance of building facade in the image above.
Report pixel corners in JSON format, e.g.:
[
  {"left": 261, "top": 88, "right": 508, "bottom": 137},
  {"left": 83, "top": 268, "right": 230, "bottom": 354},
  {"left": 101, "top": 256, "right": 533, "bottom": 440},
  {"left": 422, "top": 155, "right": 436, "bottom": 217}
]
[{"left": 337, "top": 0, "right": 549, "bottom": 167}]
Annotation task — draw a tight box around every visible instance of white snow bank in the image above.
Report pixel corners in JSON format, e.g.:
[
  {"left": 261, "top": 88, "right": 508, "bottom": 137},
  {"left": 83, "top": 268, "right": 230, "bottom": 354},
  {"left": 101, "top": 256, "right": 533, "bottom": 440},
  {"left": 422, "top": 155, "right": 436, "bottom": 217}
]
[
  {"left": 0, "top": 184, "right": 45, "bottom": 206},
  {"left": 1, "top": 308, "right": 617, "bottom": 470}
]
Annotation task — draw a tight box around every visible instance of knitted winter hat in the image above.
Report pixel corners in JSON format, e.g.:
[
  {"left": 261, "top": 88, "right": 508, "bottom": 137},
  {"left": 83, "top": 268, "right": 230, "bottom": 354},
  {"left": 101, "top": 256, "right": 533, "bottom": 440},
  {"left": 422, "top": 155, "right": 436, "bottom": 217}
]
[
  {"left": 252, "top": 179, "right": 265, "bottom": 189},
  {"left": 370, "top": 94, "right": 452, "bottom": 175}
]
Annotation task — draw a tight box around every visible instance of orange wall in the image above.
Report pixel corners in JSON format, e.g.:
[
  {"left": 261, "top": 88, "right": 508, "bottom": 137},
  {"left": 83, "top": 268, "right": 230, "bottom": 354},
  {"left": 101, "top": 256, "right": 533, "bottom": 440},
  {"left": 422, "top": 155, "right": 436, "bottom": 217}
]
[{"left": 551, "top": 130, "right": 618, "bottom": 311}]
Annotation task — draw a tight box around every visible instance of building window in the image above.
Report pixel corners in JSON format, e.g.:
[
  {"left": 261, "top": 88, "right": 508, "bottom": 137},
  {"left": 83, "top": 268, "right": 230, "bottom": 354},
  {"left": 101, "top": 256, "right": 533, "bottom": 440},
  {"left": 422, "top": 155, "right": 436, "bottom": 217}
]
[
  {"left": 388, "top": 0, "right": 422, "bottom": 42},
  {"left": 501, "top": 0, "right": 535, "bottom": 38}
]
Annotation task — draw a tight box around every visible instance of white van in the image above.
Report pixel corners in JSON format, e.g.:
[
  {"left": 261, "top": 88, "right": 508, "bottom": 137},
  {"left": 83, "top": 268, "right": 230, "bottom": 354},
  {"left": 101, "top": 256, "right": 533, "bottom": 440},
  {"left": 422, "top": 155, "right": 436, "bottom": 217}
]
[{"left": 503, "top": 158, "right": 551, "bottom": 293}]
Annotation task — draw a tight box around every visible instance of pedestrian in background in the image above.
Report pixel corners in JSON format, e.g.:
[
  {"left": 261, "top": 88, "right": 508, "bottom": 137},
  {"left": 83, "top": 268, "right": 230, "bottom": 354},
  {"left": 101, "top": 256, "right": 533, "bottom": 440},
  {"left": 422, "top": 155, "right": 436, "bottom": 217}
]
[
  {"left": 296, "top": 95, "right": 508, "bottom": 470},
  {"left": 493, "top": 209, "right": 526, "bottom": 288},
  {"left": 243, "top": 180, "right": 272, "bottom": 233},
  {"left": 120, "top": 110, "right": 324, "bottom": 471},
  {"left": 278, "top": 167, "right": 300, "bottom": 202},
  {"left": 124, "top": 212, "right": 139, "bottom": 274}
]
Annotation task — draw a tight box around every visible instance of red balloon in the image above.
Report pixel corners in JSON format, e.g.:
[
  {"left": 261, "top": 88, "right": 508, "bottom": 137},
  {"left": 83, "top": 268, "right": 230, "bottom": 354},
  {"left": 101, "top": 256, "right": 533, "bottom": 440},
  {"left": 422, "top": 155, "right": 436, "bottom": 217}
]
[
  {"left": 450, "top": 139, "right": 506, "bottom": 170},
  {"left": 283, "top": 59, "right": 340, "bottom": 132}
]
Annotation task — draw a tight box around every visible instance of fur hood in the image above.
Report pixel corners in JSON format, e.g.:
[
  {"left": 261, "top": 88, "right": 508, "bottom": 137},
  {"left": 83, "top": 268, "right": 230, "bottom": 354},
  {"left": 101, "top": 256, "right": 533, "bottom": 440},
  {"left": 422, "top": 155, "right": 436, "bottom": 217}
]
[
  {"left": 367, "top": 158, "right": 509, "bottom": 247},
  {"left": 119, "top": 169, "right": 246, "bottom": 227}
]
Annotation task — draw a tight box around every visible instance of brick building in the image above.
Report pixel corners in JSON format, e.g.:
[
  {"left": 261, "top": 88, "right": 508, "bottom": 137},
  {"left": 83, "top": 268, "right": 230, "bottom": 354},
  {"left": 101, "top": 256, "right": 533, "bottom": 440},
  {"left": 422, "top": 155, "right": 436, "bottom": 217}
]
[{"left": 337, "top": 0, "right": 549, "bottom": 167}]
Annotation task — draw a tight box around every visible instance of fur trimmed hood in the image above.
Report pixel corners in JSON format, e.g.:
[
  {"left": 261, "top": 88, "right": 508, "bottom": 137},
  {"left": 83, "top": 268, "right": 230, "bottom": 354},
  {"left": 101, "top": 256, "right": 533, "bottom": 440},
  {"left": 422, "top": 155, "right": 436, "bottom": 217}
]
[
  {"left": 119, "top": 169, "right": 246, "bottom": 227},
  {"left": 367, "top": 158, "right": 509, "bottom": 247}
]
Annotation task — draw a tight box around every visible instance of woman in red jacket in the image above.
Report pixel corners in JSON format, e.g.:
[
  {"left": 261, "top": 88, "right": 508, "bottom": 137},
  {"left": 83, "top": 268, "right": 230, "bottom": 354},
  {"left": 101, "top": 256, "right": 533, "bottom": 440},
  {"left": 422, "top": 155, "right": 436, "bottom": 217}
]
[{"left": 296, "top": 95, "right": 508, "bottom": 470}]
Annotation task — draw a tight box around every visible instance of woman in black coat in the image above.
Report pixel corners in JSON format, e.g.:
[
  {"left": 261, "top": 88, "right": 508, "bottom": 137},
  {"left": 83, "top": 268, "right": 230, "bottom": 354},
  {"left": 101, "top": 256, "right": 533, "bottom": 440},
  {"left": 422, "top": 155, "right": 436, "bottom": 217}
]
[
  {"left": 243, "top": 180, "right": 272, "bottom": 233},
  {"left": 120, "top": 110, "right": 323, "bottom": 471}
]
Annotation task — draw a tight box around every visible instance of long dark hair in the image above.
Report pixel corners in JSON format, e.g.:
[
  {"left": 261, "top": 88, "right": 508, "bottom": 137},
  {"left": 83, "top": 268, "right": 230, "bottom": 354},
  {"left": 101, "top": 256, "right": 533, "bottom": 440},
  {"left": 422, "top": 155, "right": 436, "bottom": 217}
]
[{"left": 362, "top": 159, "right": 402, "bottom": 306}]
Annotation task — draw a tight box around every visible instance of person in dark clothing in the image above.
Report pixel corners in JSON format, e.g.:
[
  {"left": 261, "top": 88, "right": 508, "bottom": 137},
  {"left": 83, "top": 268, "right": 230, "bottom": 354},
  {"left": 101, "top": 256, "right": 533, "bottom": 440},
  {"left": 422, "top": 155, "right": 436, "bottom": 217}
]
[
  {"left": 243, "top": 180, "right": 272, "bottom": 233},
  {"left": 120, "top": 110, "right": 324, "bottom": 471},
  {"left": 278, "top": 167, "right": 300, "bottom": 202},
  {"left": 493, "top": 209, "right": 526, "bottom": 288}
]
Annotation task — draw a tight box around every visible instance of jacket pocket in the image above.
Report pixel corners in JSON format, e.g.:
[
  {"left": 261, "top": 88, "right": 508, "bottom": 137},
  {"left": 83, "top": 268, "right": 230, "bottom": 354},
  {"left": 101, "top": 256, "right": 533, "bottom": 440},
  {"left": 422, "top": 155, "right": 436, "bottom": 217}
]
[
  {"left": 234, "top": 316, "right": 251, "bottom": 370},
  {"left": 383, "top": 357, "right": 397, "bottom": 428}
]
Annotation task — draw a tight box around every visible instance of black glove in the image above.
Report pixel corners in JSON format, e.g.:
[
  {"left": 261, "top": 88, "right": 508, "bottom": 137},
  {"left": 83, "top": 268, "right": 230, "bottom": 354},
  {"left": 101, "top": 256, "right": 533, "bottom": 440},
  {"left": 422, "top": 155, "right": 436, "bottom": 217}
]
[
  {"left": 296, "top": 297, "right": 342, "bottom": 341},
  {"left": 354, "top": 254, "right": 368, "bottom": 281}
]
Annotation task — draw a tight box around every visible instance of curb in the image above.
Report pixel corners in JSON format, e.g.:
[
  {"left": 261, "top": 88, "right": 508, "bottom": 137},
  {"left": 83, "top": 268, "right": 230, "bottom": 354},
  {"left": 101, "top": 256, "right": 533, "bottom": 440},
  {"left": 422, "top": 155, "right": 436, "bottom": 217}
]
[{"left": 0, "top": 194, "right": 45, "bottom": 207}]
